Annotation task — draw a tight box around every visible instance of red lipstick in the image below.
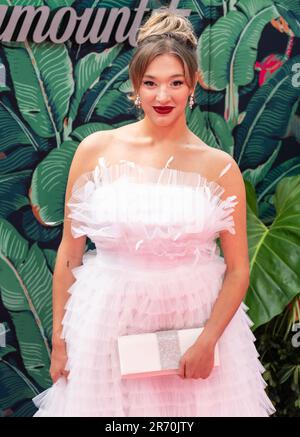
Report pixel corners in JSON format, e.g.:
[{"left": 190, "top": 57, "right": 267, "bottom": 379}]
[{"left": 153, "top": 106, "right": 174, "bottom": 114}]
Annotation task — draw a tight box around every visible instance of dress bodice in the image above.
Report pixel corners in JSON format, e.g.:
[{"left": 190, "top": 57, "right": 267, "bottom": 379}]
[{"left": 66, "top": 157, "right": 238, "bottom": 264}]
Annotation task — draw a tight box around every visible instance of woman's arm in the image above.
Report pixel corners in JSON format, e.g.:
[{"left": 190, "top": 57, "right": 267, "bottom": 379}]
[
  {"left": 51, "top": 242, "right": 85, "bottom": 347},
  {"left": 52, "top": 130, "right": 109, "bottom": 347},
  {"left": 200, "top": 155, "right": 250, "bottom": 347},
  {"left": 178, "top": 154, "right": 249, "bottom": 379}
]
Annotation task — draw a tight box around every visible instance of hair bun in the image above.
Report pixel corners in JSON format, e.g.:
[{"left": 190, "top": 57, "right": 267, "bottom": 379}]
[{"left": 137, "top": 9, "right": 197, "bottom": 50}]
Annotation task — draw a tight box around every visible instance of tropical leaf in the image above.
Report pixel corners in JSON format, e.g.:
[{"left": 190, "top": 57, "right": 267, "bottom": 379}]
[
  {"left": 81, "top": 50, "right": 132, "bottom": 122},
  {"left": 286, "top": 112, "right": 300, "bottom": 142},
  {"left": 179, "top": 0, "right": 221, "bottom": 20},
  {"left": 10, "top": 400, "right": 37, "bottom": 417},
  {"left": 68, "top": 44, "right": 123, "bottom": 125},
  {"left": 30, "top": 140, "right": 78, "bottom": 226},
  {"left": 21, "top": 209, "right": 62, "bottom": 243},
  {"left": 42, "top": 249, "right": 57, "bottom": 273},
  {"left": 70, "top": 122, "right": 113, "bottom": 141},
  {"left": 269, "top": 293, "right": 300, "bottom": 340},
  {"left": 45, "top": 0, "right": 76, "bottom": 7},
  {"left": 0, "top": 348, "right": 40, "bottom": 417},
  {"left": 274, "top": 0, "right": 300, "bottom": 37},
  {"left": 242, "top": 147, "right": 280, "bottom": 188},
  {"left": 2, "top": 41, "right": 74, "bottom": 141},
  {"left": 0, "top": 1, "right": 43, "bottom": 5},
  {"left": 235, "top": 55, "right": 300, "bottom": 169},
  {"left": 94, "top": 89, "right": 134, "bottom": 120},
  {"left": 256, "top": 157, "right": 300, "bottom": 203},
  {"left": 195, "top": 85, "right": 225, "bottom": 107},
  {"left": 0, "top": 220, "right": 53, "bottom": 386},
  {"left": 188, "top": 106, "right": 234, "bottom": 153},
  {"left": 198, "top": 0, "right": 279, "bottom": 90},
  {"left": 201, "top": 0, "right": 222, "bottom": 5},
  {"left": 246, "top": 175, "right": 300, "bottom": 329},
  {"left": 284, "top": 97, "right": 300, "bottom": 141},
  {"left": 256, "top": 196, "right": 276, "bottom": 227},
  {"left": 255, "top": 157, "right": 300, "bottom": 223},
  {"left": 0, "top": 98, "right": 40, "bottom": 152},
  {"left": 0, "top": 170, "right": 32, "bottom": 218},
  {"left": 239, "top": 73, "right": 259, "bottom": 97},
  {"left": 0, "top": 361, "right": 36, "bottom": 416},
  {"left": 118, "top": 78, "right": 134, "bottom": 94},
  {"left": 0, "top": 146, "right": 39, "bottom": 174}
]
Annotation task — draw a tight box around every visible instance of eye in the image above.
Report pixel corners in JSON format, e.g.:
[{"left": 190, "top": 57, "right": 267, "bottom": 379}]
[
  {"left": 143, "top": 80, "right": 184, "bottom": 87},
  {"left": 143, "top": 81, "right": 155, "bottom": 86},
  {"left": 173, "top": 80, "right": 184, "bottom": 86}
]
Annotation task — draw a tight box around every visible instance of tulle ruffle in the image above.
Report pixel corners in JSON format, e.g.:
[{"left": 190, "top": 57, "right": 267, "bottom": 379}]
[
  {"left": 32, "top": 252, "right": 276, "bottom": 417},
  {"left": 66, "top": 158, "right": 239, "bottom": 244}
]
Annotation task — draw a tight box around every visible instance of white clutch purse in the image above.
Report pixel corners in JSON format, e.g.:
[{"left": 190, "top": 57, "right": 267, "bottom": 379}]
[{"left": 117, "top": 327, "right": 220, "bottom": 378}]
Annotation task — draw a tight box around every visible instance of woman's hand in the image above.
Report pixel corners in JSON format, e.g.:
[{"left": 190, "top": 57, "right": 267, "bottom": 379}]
[
  {"left": 178, "top": 334, "right": 216, "bottom": 380},
  {"left": 50, "top": 337, "right": 70, "bottom": 383}
]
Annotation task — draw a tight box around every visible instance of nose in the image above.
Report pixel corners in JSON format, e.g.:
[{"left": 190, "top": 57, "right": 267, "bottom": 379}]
[{"left": 156, "top": 86, "right": 170, "bottom": 103}]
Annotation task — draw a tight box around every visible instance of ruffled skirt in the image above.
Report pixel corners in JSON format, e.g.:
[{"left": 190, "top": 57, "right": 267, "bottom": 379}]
[{"left": 32, "top": 250, "right": 276, "bottom": 417}]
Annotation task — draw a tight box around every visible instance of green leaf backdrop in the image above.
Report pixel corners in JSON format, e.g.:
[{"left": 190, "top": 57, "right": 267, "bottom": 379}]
[{"left": 0, "top": 0, "right": 299, "bottom": 416}]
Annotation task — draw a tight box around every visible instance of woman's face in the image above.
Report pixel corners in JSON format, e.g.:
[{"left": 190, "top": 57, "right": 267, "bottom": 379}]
[{"left": 138, "top": 53, "right": 196, "bottom": 125}]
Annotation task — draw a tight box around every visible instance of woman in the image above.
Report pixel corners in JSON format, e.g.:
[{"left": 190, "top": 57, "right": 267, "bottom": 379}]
[{"left": 32, "top": 9, "right": 276, "bottom": 417}]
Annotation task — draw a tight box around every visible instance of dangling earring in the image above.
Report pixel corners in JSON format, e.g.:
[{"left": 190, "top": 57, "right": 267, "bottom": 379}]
[
  {"left": 189, "top": 94, "right": 194, "bottom": 110},
  {"left": 135, "top": 94, "right": 141, "bottom": 109}
]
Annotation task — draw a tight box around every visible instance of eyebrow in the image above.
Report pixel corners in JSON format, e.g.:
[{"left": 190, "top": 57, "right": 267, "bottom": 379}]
[{"left": 143, "top": 74, "right": 184, "bottom": 79}]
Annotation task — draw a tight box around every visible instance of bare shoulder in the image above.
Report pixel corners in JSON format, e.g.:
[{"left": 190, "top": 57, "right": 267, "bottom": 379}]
[
  {"left": 190, "top": 144, "right": 241, "bottom": 182},
  {"left": 66, "top": 130, "right": 113, "bottom": 195},
  {"left": 74, "top": 130, "right": 114, "bottom": 167},
  {"left": 77, "top": 129, "right": 114, "bottom": 157},
  {"left": 204, "top": 147, "right": 245, "bottom": 204},
  {"left": 210, "top": 148, "right": 240, "bottom": 179}
]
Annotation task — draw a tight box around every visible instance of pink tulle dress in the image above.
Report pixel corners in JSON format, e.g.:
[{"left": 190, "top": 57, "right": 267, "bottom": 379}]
[{"left": 32, "top": 156, "right": 276, "bottom": 417}]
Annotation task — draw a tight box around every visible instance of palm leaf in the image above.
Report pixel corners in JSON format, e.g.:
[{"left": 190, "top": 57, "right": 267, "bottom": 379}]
[
  {"left": 30, "top": 140, "right": 78, "bottom": 226},
  {"left": 82, "top": 50, "right": 132, "bottom": 122},
  {"left": 198, "top": 0, "right": 278, "bottom": 90},
  {"left": 246, "top": 175, "right": 300, "bottom": 329},
  {"left": 21, "top": 209, "right": 62, "bottom": 244},
  {"left": 242, "top": 147, "right": 280, "bottom": 189},
  {"left": 68, "top": 44, "right": 123, "bottom": 125},
  {"left": 45, "top": 0, "right": 76, "bottom": 7},
  {"left": 257, "top": 157, "right": 300, "bottom": 203},
  {"left": 95, "top": 89, "right": 135, "bottom": 120},
  {"left": 0, "top": 147, "right": 40, "bottom": 174},
  {"left": 189, "top": 106, "right": 234, "bottom": 152},
  {"left": 274, "top": 0, "right": 300, "bottom": 37},
  {"left": 0, "top": 359, "right": 38, "bottom": 414},
  {"left": 70, "top": 122, "right": 114, "bottom": 141},
  {"left": 0, "top": 99, "right": 40, "bottom": 152},
  {"left": 0, "top": 347, "right": 40, "bottom": 417},
  {"left": 235, "top": 55, "right": 300, "bottom": 169},
  {"left": 0, "top": 170, "right": 32, "bottom": 217},
  {"left": 0, "top": 220, "right": 53, "bottom": 386},
  {"left": 2, "top": 40, "right": 74, "bottom": 142},
  {"left": 0, "top": 1, "right": 43, "bottom": 5}
]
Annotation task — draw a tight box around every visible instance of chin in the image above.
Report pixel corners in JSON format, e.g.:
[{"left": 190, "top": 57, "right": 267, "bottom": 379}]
[{"left": 146, "top": 110, "right": 179, "bottom": 122}]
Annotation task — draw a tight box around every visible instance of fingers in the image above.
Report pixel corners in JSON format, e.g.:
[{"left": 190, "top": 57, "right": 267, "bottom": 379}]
[
  {"left": 62, "top": 370, "right": 70, "bottom": 380},
  {"left": 178, "top": 360, "right": 186, "bottom": 379},
  {"left": 177, "top": 361, "right": 212, "bottom": 380},
  {"left": 50, "top": 372, "right": 60, "bottom": 384},
  {"left": 51, "top": 370, "right": 69, "bottom": 383}
]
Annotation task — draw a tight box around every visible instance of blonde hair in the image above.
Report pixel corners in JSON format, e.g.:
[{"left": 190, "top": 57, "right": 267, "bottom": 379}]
[{"left": 128, "top": 8, "right": 198, "bottom": 108}]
